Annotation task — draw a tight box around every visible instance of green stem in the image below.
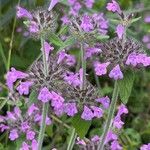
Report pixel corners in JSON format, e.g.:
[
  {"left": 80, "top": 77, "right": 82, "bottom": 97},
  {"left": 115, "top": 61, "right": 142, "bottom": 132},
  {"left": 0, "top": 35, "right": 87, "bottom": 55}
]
[
  {"left": 97, "top": 81, "right": 119, "bottom": 150},
  {"left": 67, "top": 128, "right": 77, "bottom": 150},
  {"left": 37, "top": 38, "right": 49, "bottom": 150},
  {"left": 80, "top": 43, "right": 86, "bottom": 90},
  {"left": 37, "top": 104, "right": 48, "bottom": 150}
]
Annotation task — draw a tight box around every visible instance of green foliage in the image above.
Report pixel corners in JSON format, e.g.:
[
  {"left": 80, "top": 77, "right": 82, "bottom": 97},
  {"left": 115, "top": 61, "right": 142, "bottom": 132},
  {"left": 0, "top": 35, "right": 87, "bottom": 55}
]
[
  {"left": 71, "top": 114, "right": 91, "bottom": 138},
  {"left": 118, "top": 70, "right": 135, "bottom": 104}
]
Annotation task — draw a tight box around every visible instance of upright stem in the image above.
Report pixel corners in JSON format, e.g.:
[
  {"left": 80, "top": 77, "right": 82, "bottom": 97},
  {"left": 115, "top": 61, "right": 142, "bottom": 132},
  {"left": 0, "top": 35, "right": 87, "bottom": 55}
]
[
  {"left": 37, "top": 38, "right": 49, "bottom": 150},
  {"left": 97, "top": 81, "right": 119, "bottom": 150},
  {"left": 80, "top": 43, "right": 86, "bottom": 90},
  {"left": 66, "top": 43, "right": 86, "bottom": 150}
]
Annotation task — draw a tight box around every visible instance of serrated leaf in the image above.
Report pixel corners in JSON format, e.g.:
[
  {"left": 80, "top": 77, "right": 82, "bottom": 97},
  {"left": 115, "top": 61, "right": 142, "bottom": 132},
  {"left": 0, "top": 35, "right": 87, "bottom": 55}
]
[
  {"left": 118, "top": 70, "right": 135, "bottom": 104},
  {"left": 49, "top": 33, "right": 64, "bottom": 47},
  {"left": 28, "top": 90, "right": 38, "bottom": 106},
  {"left": 71, "top": 114, "right": 91, "bottom": 138}
]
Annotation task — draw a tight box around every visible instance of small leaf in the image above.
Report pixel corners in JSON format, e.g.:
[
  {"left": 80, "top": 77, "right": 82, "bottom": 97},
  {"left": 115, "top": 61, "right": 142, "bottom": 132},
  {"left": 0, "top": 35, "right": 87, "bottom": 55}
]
[
  {"left": 58, "top": 37, "right": 75, "bottom": 51},
  {"left": 118, "top": 70, "right": 135, "bottom": 104},
  {"left": 28, "top": 90, "right": 38, "bottom": 106},
  {"left": 49, "top": 33, "right": 64, "bottom": 47},
  {"left": 96, "top": 35, "right": 109, "bottom": 40},
  {"left": 130, "top": 17, "right": 141, "bottom": 24},
  {"left": 71, "top": 113, "right": 91, "bottom": 138}
]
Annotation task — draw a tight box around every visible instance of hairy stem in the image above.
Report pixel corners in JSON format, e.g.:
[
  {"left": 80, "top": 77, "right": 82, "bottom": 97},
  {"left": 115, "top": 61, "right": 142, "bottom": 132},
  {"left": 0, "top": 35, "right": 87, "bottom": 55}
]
[
  {"left": 37, "top": 38, "right": 49, "bottom": 150},
  {"left": 97, "top": 81, "right": 119, "bottom": 150},
  {"left": 80, "top": 43, "right": 86, "bottom": 90},
  {"left": 67, "top": 128, "right": 77, "bottom": 150}
]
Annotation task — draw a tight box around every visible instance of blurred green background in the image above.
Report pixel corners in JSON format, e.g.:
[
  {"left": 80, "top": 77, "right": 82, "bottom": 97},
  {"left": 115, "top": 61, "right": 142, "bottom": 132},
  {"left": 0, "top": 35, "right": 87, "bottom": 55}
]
[{"left": 0, "top": 0, "right": 150, "bottom": 149}]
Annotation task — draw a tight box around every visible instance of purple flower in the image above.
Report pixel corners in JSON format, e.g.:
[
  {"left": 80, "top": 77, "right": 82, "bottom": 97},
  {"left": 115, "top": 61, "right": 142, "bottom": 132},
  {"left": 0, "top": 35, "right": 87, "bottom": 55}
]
[
  {"left": 106, "top": 0, "right": 121, "bottom": 14},
  {"left": 48, "top": 0, "right": 59, "bottom": 11},
  {"left": 76, "top": 137, "right": 86, "bottom": 146},
  {"left": 7, "top": 111, "right": 17, "bottom": 121},
  {"left": 17, "top": 81, "right": 33, "bottom": 95},
  {"left": 85, "top": 0, "right": 94, "bottom": 8},
  {"left": 126, "top": 53, "right": 138, "bottom": 67},
  {"left": 16, "top": 6, "right": 32, "bottom": 19},
  {"left": 50, "top": 91, "right": 64, "bottom": 109},
  {"left": 140, "top": 143, "right": 150, "bottom": 150},
  {"left": 80, "top": 15, "right": 94, "bottom": 32},
  {"left": 64, "top": 71, "right": 81, "bottom": 88},
  {"left": 91, "top": 135, "right": 100, "bottom": 142},
  {"left": 26, "top": 130, "right": 35, "bottom": 140},
  {"left": 31, "top": 139, "right": 38, "bottom": 150},
  {"left": 61, "top": 15, "right": 70, "bottom": 25},
  {"left": 57, "top": 50, "right": 67, "bottom": 64},
  {"left": 45, "top": 116, "right": 52, "bottom": 125},
  {"left": 68, "top": 0, "right": 76, "bottom": 5},
  {"left": 117, "top": 104, "right": 128, "bottom": 116},
  {"left": 29, "top": 21, "right": 39, "bottom": 33},
  {"left": 91, "top": 106, "right": 103, "bottom": 118},
  {"left": 116, "top": 24, "right": 125, "bottom": 39},
  {"left": 64, "top": 103, "right": 78, "bottom": 116},
  {"left": 142, "top": 35, "right": 150, "bottom": 43},
  {"left": 20, "top": 142, "right": 30, "bottom": 150},
  {"left": 66, "top": 54, "right": 76, "bottom": 66},
  {"left": 144, "top": 16, "right": 150, "bottom": 23},
  {"left": 113, "top": 116, "right": 124, "bottom": 129},
  {"left": 96, "top": 96, "right": 110, "bottom": 109},
  {"left": 105, "top": 131, "right": 118, "bottom": 144},
  {"left": 14, "top": 107, "right": 21, "bottom": 118},
  {"left": 109, "top": 65, "right": 123, "bottom": 80},
  {"left": 81, "top": 106, "right": 94, "bottom": 120},
  {"left": 38, "top": 87, "right": 51, "bottom": 103},
  {"left": 6, "top": 67, "right": 28, "bottom": 90},
  {"left": 21, "top": 121, "right": 30, "bottom": 132},
  {"left": 54, "top": 106, "right": 64, "bottom": 116},
  {"left": 85, "top": 47, "right": 101, "bottom": 59},
  {"left": 9, "top": 129, "right": 19, "bottom": 141},
  {"left": 0, "top": 124, "right": 9, "bottom": 132},
  {"left": 43, "top": 41, "right": 54, "bottom": 61},
  {"left": 111, "top": 140, "right": 122, "bottom": 150},
  {"left": 28, "top": 104, "right": 39, "bottom": 116},
  {"left": 94, "top": 61, "right": 110, "bottom": 76}
]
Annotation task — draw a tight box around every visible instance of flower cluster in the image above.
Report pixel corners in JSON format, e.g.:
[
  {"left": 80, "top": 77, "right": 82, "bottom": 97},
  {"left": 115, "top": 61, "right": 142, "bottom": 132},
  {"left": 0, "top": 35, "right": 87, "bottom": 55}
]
[
  {"left": 140, "top": 143, "right": 150, "bottom": 150},
  {"left": 76, "top": 104, "right": 128, "bottom": 150},
  {"left": 0, "top": 104, "right": 51, "bottom": 149}
]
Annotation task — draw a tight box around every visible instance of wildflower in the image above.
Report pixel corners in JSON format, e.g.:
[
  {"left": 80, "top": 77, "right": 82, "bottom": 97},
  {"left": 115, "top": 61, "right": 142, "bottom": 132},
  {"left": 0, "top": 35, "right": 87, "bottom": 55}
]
[
  {"left": 85, "top": 47, "right": 101, "bottom": 59},
  {"left": 50, "top": 91, "right": 64, "bottom": 109},
  {"left": 27, "top": 104, "right": 39, "bottom": 116},
  {"left": 26, "top": 130, "right": 35, "bottom": 140},
  {"left": 0, "top": 124, "right": 9, "bottom": 132},
  {"left": 96, "top": 96, "right": 110, "bottom": 109},
  {"left": 117, "top": 104, "right": 128, "bottom": 116},
  {"left": 81, "top": 106, "right": 94, "bottom": 120},
  {"left": 31, "top": 139, "right": 38, "bottom": 150},
  {"left": 106, "top": 0, "right": 121, "bottom": 14},
  {"left": 61, "top": 15, "right": 70, "bottom": 25},
  {"left": 85, "top": 0, "right": 94, "bottom": 8},
  {"left": 16, "top": 6, "right": 32, "bottom": 19},
  {"left": 6, "top": 67, "right": 28, "bottom": 90},
  {"left": 7, "top": 111, "right": 17, "bottom": 121},
  {"left": 91, "top": 106, "right": 103, "bottom": 118},
  {"left": 91, "top": 135, "right": 100, "bottom": 142},
  {"left": 48, "top": 0, "right": 59, "bottom": 11},
  {"left": 17, "top": 81, "right": 33, "bottom": 95},
  {"left": 76, "top": 137, "right": 86, "bottom": 146},
  {"left": 80, "top": 15, "right": 94, "bottom": 32},
  {"left": 111, "top": 140, "right": 122, "bottom": 150},
  {"left": 20, "top": 142, "right": 30, "bottom": 150},
  {"left": 21, "top": 121, "right": 30, "bottom": 132},
  {"left": 144, "top": 16, "right": 150, "bottom": 23},
  {"left": 105, "top": 131, "right": 118, "bottom": 144},
  {"left": 116, "top": 24, "right": 125, "bottom": 39},
  {"left": 14, "top": 107, "right": 21, "bottom": 118},
  {"left": 113, "top": 116, "right": 124, "bottom": 129},
  {"left": 38, "top": 87, "right": 51, "bottom": 103},
  {"left": 94, "top": 62, "right": 110, "bottom": 76},
  {"left": 64, "top": 103, "right": 78, "bottom": 116},
  {"left": 9, "top": 129, "right": 19, "bottom": 141},
  {"left": 28, "top": 21, "right": 39, "bottom": 33},
  {"left": 43, "top": 41, "right": 54, "bottom": 61},
  {"left": 109, "top": 65, "right": 123, "bottom": 80},
  {"left": 140, "top": 143, "right": 150, "bottom": 150}
]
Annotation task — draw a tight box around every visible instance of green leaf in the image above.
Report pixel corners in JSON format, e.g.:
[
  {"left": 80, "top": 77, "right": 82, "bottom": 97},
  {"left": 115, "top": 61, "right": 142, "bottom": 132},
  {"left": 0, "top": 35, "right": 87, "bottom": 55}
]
[
  {"left": 130, "top": 17, "right": 141, "bottom": 24},
  {"left": 58, "top": 37, "right": 75, "bottom": 51},
  {"left": 118, "top": 70, "right": 135, "bottom": 104},
  {"left": 28, "top": 90, "right": 38, "bottom": 106},
  {"left": 0, "top": 42, "right": 7, "bottom": 70},
  {"left": 49, "top": 33, "right": 64, "bottom": 47},
  {"left": 96, "top": 35, "right": 109, "bottom": 40},
  {"left": 57, "top": 25, "right": 68, "bottom": 36},
  {"left": 71, "top": 113, "right": 91, "bottom": 138}
]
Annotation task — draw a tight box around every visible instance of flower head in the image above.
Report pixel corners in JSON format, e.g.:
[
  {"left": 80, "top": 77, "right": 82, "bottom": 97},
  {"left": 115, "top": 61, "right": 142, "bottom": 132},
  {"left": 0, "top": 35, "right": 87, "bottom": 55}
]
[
  {"left": 9, "top": 129, "right": 19, "bottom": 141},
  {"left": 81, "top": 106, "right": 94, "bottom": 120},
  {"left": 26, "top": 130, "right": 35, "bottom": 140},
  {"left": 116, "top": 24, "right": 125, "bottom": 39},
  {"left": 48, "top": 0, "right": 59, "bottom": 11},
  {"left": 64, "top": 103, "right": 78, "bottom": 116}
]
